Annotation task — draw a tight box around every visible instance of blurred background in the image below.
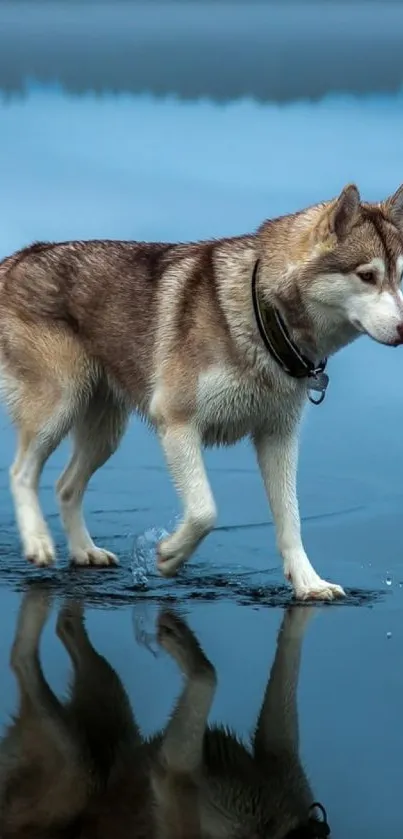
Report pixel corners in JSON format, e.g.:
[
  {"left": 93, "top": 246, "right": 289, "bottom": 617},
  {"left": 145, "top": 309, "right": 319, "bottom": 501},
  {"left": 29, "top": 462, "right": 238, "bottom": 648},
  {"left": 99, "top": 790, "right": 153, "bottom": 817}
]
[{"left": 1, "top": 1, "right": 403, "bottom": 103}]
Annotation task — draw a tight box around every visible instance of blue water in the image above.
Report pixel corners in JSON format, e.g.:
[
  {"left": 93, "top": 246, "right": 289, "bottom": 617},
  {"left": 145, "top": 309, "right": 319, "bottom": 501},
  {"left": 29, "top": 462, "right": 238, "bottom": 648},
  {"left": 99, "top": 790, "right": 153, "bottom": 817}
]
[{"left": 1, "top": 79, "right": 403, "bottom": 835}]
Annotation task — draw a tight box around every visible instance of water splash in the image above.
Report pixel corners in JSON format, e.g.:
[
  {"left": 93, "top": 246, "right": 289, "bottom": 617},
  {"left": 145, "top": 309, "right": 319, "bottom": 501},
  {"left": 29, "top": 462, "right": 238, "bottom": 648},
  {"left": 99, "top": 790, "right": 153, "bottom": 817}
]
[
  {"left": 131, "top": 520, "right": 180, "bottom": 588},
  {"left": 132, "top": 601, "right": 160, "bottom": 658}
]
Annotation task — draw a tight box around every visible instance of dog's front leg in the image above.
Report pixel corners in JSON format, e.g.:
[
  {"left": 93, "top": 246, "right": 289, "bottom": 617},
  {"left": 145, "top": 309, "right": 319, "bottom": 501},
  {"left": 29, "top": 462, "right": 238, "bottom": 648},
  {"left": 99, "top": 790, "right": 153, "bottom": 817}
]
[
  {"left": 253, "top": 606, "right": 315, "bottom": 770},
  {"left": 157, "top": 423, "right": 217, "bottom": 576},
  {"left": 152, "top": 609, "right": 216, "bottom": 838},
  {"left": 253, "top": 428, "right": 345, "bottom": 601}
]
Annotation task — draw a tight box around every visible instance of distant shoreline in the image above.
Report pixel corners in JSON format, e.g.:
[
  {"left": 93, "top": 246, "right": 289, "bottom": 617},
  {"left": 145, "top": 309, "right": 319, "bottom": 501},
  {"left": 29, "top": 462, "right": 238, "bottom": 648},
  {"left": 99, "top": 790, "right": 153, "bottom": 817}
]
[{"left": 0, "top": 2, "right": 402, "bottom": 102}]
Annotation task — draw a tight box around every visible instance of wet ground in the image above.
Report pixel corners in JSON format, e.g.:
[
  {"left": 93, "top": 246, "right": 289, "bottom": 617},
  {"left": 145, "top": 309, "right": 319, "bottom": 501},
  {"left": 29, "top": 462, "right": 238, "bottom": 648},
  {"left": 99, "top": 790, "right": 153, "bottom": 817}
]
[{"left": 1, "top": 7, "right": 403, "bottom": 835}]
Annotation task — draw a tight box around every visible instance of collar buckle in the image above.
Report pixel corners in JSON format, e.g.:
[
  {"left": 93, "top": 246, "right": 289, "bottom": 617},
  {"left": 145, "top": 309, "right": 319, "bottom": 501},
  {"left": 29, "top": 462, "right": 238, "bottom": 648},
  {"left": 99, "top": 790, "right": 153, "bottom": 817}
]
[{"left": 308, "top": 367, "right": 329, "bottom": 405}]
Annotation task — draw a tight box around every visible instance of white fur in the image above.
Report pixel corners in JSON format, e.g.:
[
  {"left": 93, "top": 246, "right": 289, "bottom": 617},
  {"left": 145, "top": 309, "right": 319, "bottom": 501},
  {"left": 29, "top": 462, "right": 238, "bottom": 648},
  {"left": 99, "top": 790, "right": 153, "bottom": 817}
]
[
  {"left": 10, "top": 439, "right": 55, "bottom": 566},
  {"left": 253, "top": 429, "right": 344, "bottom": 600},
  {"left": 196, "top": 366, "right": 277, "bottom": 444},
  {"left": 56, "top": 433, "right": 120, "bottom": 567},
  {"left": 157, "top": 423, "right": 217, "bottom": 576},
  {"left": 351, "top": 287, "right": 403, "bottom": 344},
  {"left": 156, "top": 361, "right": 341, "bottom": 600},
  {"left": 309, "top": 257, "right": 403, "bottom": 347}
]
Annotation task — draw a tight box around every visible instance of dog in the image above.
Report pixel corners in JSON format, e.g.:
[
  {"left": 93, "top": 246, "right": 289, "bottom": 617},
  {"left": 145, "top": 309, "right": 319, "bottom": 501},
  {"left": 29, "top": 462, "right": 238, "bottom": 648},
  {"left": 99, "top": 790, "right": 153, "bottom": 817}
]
[
  {"left": 0, "top": 183, "right": 403, "bottom": 600},
  {"left": 0, "top": 590, "right": 330, "bottom": 838}
]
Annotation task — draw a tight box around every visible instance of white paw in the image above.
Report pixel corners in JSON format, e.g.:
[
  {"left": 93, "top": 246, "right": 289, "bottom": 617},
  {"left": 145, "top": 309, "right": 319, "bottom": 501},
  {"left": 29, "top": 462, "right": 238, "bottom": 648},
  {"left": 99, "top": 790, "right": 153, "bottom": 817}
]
[
  {"left": 295, "top": 579, "right": 346, "bottom": 602},
  {"left": 70, "top": 545, "right": 119, "bottom": 568},
  {"left": 156, "top": 538, "right": 188, "bottom": 577},
  {"left": 24, "top": 532, "right": 56, "bottom": 567}
]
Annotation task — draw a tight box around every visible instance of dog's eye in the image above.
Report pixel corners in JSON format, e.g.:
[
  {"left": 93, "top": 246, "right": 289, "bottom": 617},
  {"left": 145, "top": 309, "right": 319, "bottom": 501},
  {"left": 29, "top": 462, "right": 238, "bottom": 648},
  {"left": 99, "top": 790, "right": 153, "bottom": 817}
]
[{"left": 357, "top": 270, "right": 376, "bottom": 284}]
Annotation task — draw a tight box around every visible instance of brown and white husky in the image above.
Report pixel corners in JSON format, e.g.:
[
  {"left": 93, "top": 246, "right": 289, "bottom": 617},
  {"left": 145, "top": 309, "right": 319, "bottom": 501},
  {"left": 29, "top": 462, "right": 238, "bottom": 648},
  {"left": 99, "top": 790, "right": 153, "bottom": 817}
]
[{"left": 0, "top": 183, "right": 402, "bottom": 599}]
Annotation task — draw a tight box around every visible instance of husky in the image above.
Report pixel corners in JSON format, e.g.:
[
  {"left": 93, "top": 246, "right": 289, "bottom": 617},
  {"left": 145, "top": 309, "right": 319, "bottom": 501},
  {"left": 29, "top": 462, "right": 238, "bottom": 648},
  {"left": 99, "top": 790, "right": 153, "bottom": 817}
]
[
  {"left": 0, "top": 590, "right": 330, "bottom": 838},
  {"left": 0, "top": 183, "right": 403, "bottom": 600}
]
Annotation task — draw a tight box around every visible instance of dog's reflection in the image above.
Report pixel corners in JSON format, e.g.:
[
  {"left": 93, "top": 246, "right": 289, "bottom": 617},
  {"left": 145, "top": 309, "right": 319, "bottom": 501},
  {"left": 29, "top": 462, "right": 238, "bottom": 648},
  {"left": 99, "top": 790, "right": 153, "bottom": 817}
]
[{"left": 0, "top": 591, "right": 330, "bottom": 838}]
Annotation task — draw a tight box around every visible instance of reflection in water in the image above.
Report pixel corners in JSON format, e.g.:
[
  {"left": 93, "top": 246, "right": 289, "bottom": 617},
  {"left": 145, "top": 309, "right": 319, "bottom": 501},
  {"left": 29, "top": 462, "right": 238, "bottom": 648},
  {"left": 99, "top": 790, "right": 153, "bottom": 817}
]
[{"left": 0, "top": 590, "right": 330, "bottom": 838}]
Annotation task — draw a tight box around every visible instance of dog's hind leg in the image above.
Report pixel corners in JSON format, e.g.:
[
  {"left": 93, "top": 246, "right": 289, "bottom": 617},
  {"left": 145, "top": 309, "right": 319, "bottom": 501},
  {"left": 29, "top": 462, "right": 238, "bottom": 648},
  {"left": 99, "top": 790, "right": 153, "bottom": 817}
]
[
  {"left": 1, "top": 320, "right": 95, "bottom": 566},
  {"left": 10, "top": 403, "right": 78, "bottom": 567},
  {"left": 9, "top": 391, "right": 84, "bottom": 567},
  {"left": 4, "top": 588, "right": 88, "bottom": 834},
  {"left": 10, "top": 587, "right": 55, "bottom": 708},
  {"left": 56, "top": 600, "right": 141, "bottom": 770},
  {"left": 56, "top": 382, "right": 129, "bottom": 566}
]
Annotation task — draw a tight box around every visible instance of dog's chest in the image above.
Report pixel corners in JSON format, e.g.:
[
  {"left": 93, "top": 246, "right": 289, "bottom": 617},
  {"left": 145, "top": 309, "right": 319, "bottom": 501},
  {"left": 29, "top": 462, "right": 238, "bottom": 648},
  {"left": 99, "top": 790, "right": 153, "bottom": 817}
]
[{"left": 196, "top": 366, "right": 277, "bottom": 445}]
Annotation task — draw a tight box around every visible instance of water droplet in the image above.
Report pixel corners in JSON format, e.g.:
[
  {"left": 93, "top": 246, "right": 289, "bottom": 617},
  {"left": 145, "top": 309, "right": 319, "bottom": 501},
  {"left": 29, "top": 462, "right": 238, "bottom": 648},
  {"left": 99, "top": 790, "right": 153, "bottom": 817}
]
[
  {"left": 387, "top": 631, "right": 392, "bottom": 639},
  {"left": 386, "top": 574, "right": 392, "bottom": 586}
]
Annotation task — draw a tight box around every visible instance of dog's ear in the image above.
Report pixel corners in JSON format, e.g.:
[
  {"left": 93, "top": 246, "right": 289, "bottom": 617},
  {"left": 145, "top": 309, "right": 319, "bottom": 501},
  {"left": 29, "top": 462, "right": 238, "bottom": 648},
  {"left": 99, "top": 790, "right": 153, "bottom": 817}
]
[
  {"left": 313, "top": 184, "right": 360, "bottom": 247},
  {"left": 327, "top": 183, "right": 361, "bottom": 240},
  {"left": 382, "top": 184, "right": 403, "bottom": 233}
]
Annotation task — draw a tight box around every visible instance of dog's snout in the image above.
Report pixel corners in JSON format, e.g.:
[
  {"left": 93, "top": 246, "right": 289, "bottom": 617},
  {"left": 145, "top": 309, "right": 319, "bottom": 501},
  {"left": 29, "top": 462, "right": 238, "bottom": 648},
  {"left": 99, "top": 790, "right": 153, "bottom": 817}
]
[{"left": 395, "top": 323, "right": 403, "bottom": 344}]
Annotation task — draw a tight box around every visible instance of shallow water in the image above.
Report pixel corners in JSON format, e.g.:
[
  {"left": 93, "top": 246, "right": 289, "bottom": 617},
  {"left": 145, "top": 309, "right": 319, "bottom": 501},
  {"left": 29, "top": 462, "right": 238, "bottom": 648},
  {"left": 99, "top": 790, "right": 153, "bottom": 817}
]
[{"left": 1, "top": 9, "right": 403, "bottom": 835}]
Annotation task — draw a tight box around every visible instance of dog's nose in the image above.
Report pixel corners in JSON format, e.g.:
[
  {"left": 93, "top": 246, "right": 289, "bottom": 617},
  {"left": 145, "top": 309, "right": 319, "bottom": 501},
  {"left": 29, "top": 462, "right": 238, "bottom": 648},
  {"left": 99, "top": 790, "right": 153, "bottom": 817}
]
[{"left": 396, "top": 323, "right": 403, "bottom": 344}]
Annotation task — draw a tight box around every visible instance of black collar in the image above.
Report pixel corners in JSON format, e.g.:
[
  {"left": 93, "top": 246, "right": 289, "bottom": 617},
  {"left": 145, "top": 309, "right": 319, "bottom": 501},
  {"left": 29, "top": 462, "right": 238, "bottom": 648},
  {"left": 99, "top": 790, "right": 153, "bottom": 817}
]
[{"left": 251, "top": 260, "right": 329, "bottom": 405}]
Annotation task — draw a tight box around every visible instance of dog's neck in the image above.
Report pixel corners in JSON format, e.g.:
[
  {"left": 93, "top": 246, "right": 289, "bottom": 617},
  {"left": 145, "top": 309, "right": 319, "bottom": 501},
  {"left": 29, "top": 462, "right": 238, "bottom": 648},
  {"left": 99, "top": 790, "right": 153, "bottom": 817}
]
[{"left": 255, "top": 212, "right": 360, "bottom": 363}]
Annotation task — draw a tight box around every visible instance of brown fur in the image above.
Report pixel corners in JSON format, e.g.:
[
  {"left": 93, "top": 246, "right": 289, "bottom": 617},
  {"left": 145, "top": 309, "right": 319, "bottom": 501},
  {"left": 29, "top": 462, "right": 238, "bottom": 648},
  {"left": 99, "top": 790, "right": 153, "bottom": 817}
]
[
  {"left": 0, "top": 591, "right": 323, "bottom": 839},
  {"left": 0, "top": 190, "right": 401, "bottom": 432},
  {"left": 0, "top": 194, "right": 401, "bottom": 427}
]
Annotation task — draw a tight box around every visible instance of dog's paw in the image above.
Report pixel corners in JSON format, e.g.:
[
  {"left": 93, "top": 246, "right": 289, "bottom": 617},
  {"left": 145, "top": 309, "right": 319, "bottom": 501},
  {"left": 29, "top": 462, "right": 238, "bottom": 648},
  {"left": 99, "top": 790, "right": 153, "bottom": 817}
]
[
  {"left": 70, "top": 546, "right": 119, "bottom": 568},
  {"left": 156, "top": 539, "right": 187, "bottom": 577},
  {"left": 157, "top": 610, "right": 216, "bottom": 680},
  {"left": 295, "top": 579, "right": 346, "bottom": 602},
  {"left": 56, "top": 602, "right": 86, "bottom": 649},
  {"left": 24, "top": 532, "right": 56, "bottom": 567}
]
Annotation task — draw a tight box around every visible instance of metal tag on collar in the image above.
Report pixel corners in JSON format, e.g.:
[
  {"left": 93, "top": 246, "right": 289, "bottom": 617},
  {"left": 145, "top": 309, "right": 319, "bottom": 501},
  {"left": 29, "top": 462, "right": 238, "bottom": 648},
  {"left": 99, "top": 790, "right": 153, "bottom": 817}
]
[{"left": 307, "top": 368, "right": 329, "bottom": 405}]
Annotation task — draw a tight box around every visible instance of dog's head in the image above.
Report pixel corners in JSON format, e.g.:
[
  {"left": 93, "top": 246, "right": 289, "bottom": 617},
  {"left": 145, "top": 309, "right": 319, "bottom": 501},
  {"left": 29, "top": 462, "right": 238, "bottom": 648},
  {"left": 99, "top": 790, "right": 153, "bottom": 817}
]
[
  {"left": 292, "top": 183, "right": 403, "bottom": 347},
  {"left": 259, "top": 184, "right": 403, "bottom": 353}
]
